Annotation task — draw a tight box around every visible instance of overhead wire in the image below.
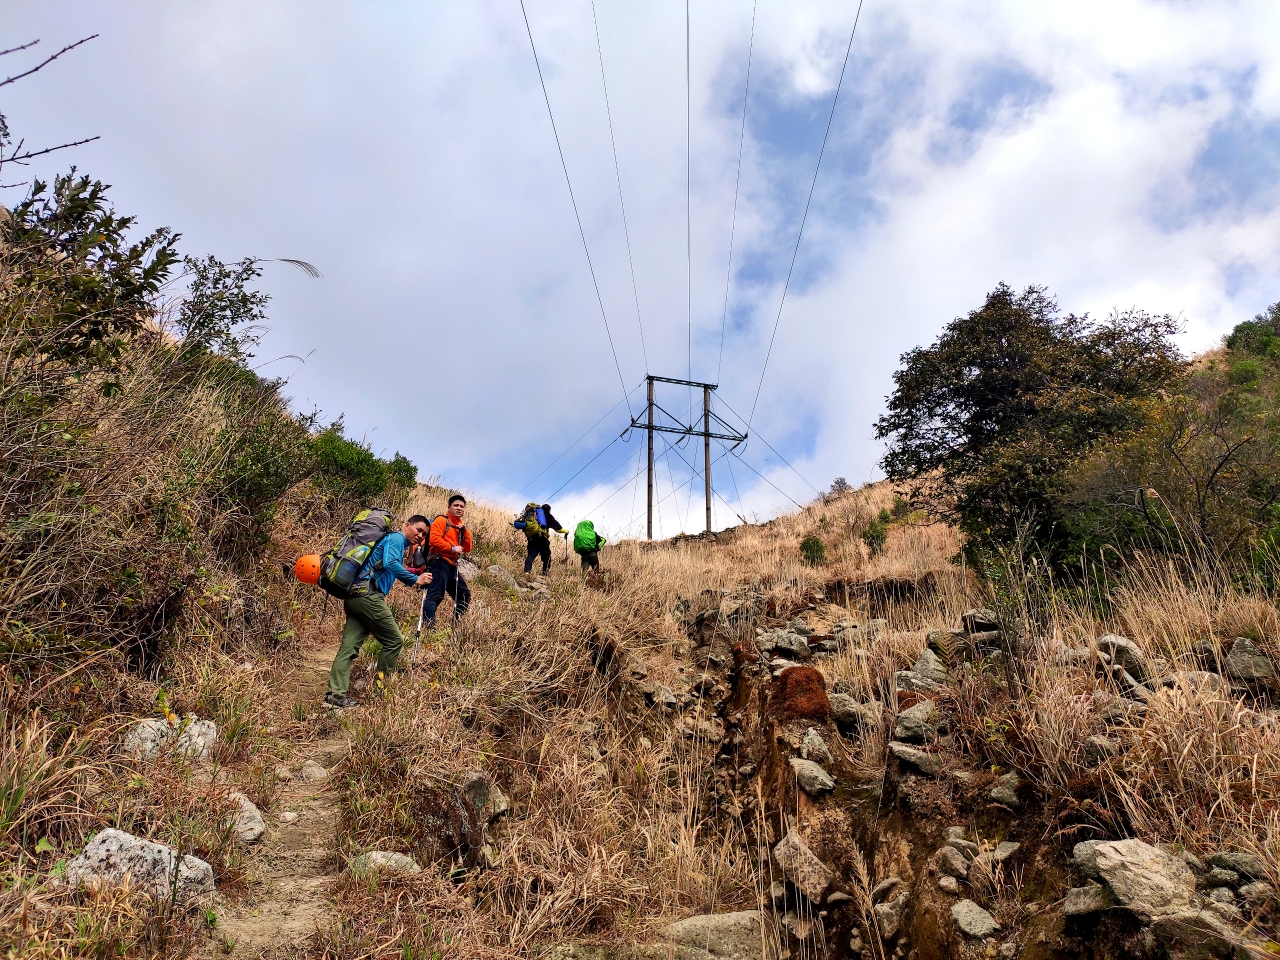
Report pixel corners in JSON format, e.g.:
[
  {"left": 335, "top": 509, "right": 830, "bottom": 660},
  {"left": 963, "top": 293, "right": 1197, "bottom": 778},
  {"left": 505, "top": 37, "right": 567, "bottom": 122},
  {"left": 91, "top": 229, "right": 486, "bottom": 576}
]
[
  {"left": 717, "top": 391, "right": 822, "bottom": 497},
  {"left": 728, "top": 449, "right": 806, "bottom": 510},
  {"left": 685, "top": 0, "right": 693, "bottom": 425},
  {"left": 520, "top": 0, "right": 634, "bottom": 416},
  {"left": 590, "top": 1, "right": 649, "bottom": 373},
  {"left": 715, "top": 0, "right": 758, "bottom": 384},
  {"left": 544, "top": 429, "right": 629, "bottom": 502},
  {"left": 746, "top": 0, "right": 865, "bottom": 429},
  {"left": 519, "top": 381, "right": 642, "bottom": 495}
]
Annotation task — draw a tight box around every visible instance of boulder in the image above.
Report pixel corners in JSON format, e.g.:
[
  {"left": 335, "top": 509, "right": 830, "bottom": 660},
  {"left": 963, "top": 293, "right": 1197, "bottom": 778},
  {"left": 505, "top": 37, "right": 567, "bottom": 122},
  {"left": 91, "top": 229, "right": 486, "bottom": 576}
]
[
  {"left": 872, "top": 892, "right": 908, "bottom": 940},
  {"left": 457, "top": 558, "right": 481, "bottom": 580},
  {"left": 1095, "top": 635, "right": 1151, "bottom": 684},
  {"left": 952, "top": 899, "right": 1000, "bottom": 938},
  {"left": 1238, "top": 881, "right": 1275, "bottom": 904},
  {"left": 228, "top": 792, "right": 266, "bottom": 843},
  {"left": 789, "top": 618, "right": 814, "bottom": 637},
  {"left": 830, "top": 695, "right": 882, "bottom": 736},
  {"left": 870, "top": 877, "right": 901, "bottom": 903},
  {"left": 1223, "top": 637, "right": 1276, "bottom": 683},
  {"left": 989, "top": 772, "right": 1022, "bottom": 806},
  {"left": 788, "top": 758, "right": 835, "bottom": 796},
  {"left": 962, "top": 609, "right": 1000, "bottom": 633},
  {"left": 1093, "top": 839, "right": 1196, "bottom": 922},
  {"left": 1150, "top": 911, "right": 1244, "bottom": 960},
  {"left": 911, "top": 649, "right": 950, "bottom": 686},
  {"left": 1073, "top": 840, "right": 1104, "bottom": 879},
  {"left": 1161, "top": 671, "right": 1227, "bottom": 694},
  {"left": 298, "top": 759, "right": 329, "bottom": 782},
  {"left": 1200, "top": 868, "right": 1239, "bottom": 889},
  {"left": 937, "top": 845, "right": 969, "bottom": 879},
  {"left": 1063, "top": 883, "right": 1116, "bottom": 916},
  {"left": 1206, "top": 851, "right": 1267, "bottom": 880},
  {"left": 894, "top": 700, "right": 938, "bottom": 745},
  {"left": 351, "top": 850, "right": 422, "bottom": 874},
  {"left": 762, "top": 631, "right": 810, "bottom": 660},
  {"left": 119, "top": 718, "right": 177, "bottom": 759},
  {"left": 1083, "top": 736, "right": 1121, "bottom": 766},
  {"left": 889, "top": 742, "right": 939, "bottom": 776},
  {"left": 948, "top": 838, "right": 980, "bottom": 860},
  {"left": 773, "top": 830, "right": 833, "bottom": 903},
  {"left": 662, "top": 910, "right": 772, "bottom": 958},
  {"left": 799, "top": 728, "right": 832, "bottom": 766},
  {"left": 64, "top": 828, "right": 214, "bottom": 901},
  {"left": 175, "top": 718, "right": 218, "bottom": 760},
  {"left": 485, "top": 565, "right": 519, "bottom": 590},
  {"left": 994, "top": 841, "right": 1021, "bottom": 862},
  {"left": 894, "top": 670, "right": 947, "bottom": 697}
]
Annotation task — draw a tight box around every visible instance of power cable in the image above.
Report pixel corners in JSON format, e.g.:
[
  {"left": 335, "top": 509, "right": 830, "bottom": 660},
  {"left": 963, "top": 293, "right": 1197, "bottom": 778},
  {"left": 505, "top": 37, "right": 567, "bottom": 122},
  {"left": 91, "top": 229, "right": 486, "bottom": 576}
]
[
  {"left": 722, "top": 443, "right": 749, "bottom": 523},
  {"left": 519, "top": 382, "right": 642, "bottom": 495},
  {"left": 746, "top": 0, "right": 865, "bottom": 428},
  {"left": 544, "top": 429, "right": 629, "bottom": 502},
  {"left": 686, "top": 0, "right": 693, "bottom": 425},
  {"left": 520, "top": 0, "right": 633, "bottom": 416},
  {"left": 715, "top": 0, "right": 758, "bottom": 384},
  {"left": 728, "top": 450, "right": 806, "bottom": 510},
  {"left": 590, "top": 1, "right": 649, "bottom": 372},
  {"left": 716, "top": 393, "right": 821, "bottom": 496}
]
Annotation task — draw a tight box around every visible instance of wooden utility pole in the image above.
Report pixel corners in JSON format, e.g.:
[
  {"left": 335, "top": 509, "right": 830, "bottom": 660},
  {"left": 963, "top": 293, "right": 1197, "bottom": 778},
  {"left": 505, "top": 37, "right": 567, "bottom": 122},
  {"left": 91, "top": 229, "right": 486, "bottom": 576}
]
[
  {"left": 634, "top": 376, "right": 745, "bottom": 540},
  {"left": 646, "top": 377, "right": 655, "bottom": 541},
  {"left": 703, "top": 385, "right": 712, "bottom": 533}
]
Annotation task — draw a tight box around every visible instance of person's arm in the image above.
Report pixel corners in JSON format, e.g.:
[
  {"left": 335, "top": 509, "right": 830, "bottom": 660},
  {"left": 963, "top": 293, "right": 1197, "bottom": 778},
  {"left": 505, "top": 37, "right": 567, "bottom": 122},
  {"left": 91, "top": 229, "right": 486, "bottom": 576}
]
[
  {"left": 462, "top": 527, "right": 473, "bottom": 554},
  {"left": 546, "top": 511, "right": 568, "bottom": 534},
  {"left": 383, "top": 534, "right": 420, "bottom": 588},
  {"left": 597, "top": 534, "right": 606, "bottom": 548}
]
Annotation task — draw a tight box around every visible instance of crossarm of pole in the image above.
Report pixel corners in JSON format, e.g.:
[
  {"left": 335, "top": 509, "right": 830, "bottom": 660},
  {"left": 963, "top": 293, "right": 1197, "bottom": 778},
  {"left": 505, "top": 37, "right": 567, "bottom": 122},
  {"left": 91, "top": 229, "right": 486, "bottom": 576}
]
[{"left": 633, "top": 422, "right": 747, "bottom": 442}]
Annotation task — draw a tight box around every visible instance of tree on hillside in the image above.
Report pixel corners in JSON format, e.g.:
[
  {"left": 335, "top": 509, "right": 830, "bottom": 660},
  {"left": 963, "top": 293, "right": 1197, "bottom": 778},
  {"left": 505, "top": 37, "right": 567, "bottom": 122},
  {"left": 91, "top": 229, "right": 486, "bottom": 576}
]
[{"left": 875, "top": 283, "right": 1182, "bottom": 562}]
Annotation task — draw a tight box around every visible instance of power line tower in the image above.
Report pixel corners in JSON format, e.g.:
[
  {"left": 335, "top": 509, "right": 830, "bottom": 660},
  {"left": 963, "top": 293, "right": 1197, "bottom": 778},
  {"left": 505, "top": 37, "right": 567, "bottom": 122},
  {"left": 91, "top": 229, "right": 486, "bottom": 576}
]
[{"left": 632, "top": 375, "right": 747, "bottom": 539}]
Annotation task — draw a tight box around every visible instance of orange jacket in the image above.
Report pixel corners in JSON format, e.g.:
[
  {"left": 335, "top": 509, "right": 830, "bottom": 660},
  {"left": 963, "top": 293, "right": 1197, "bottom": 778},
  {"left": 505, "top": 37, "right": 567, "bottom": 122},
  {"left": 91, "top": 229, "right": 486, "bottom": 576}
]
[{"left": 429, "top": 515, "right": 472, "bottom": 566}]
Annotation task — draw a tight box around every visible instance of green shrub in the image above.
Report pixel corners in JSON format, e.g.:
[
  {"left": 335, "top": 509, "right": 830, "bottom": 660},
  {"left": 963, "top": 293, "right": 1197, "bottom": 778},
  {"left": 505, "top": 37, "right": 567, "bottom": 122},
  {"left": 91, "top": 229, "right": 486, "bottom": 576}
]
[
  {"left": 890, "top": 494, "right": 911, "bottom": 519},
  {"left": 312, "top": 423, "right": 415, "bottom": 508},
  {"left": 1228, "top": 359, "right": 1263, "bottom": 386},
  {"left": 878, "top": 508, "right": 892, "bottom": 525},
  {"left": 861, "top": 521, "right": 887, "bottom": 556},
  {"left": 799, "top": 535, "right": 827, "bottom": 566}
]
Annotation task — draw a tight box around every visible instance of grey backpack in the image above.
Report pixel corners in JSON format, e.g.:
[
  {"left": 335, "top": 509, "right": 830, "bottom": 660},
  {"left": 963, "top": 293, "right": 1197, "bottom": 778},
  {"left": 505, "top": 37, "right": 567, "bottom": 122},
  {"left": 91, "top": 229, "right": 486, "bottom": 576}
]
[{"left": 318, "top": 507, "right": 394, "bottom": 599}]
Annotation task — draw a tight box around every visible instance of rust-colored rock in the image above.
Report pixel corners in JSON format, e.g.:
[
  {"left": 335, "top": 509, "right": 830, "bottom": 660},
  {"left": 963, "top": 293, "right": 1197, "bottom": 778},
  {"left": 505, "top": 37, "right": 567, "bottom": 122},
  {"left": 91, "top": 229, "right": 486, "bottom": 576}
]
[{"left": 768, "top": 666, "right": 831, "bottom": 724}]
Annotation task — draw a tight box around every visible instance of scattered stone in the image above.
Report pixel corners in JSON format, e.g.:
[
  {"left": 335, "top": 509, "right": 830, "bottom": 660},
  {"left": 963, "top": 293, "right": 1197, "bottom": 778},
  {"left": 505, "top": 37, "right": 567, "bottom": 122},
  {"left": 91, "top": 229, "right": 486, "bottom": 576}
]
[
  {"left": 1083, "top": 735, "right": 1121, "bottom": 765},
  {"left": 485, "top": 564, "right": 518, "bottom": 590},
  {"left": 119, "top": 718, "right": 177, "bottom": 759},
  {"left": 889, "top": 742, "right": 939, "bottom": 776},
  {"left": 894, "top": 670, "right": 947, "bottom": 697},
  {"left": 1205, "top": 900, "right": 1243, "bottom": 925},
  {"left": 800, "top": 728, "right": 833, "bottom": 766},
  {"left": 462, "top": 771, "right": 512, "bottom": 825},
  {"left": 780, "top": 910, "right": 815, "bottom": 940},
  {"left": 456, "top": 558, "right": 480, "bottom": 580},
  {"left": 911, "top": 649, "right": 950, "bottom": 686},
  {"left": 849, "top": 933, "right": 864, "bottom": 953},
  {"left": 871, "top": 877, "right": 901, "bottom": 903},
  {"left": 994, "top": 841, "right": 1021, "bottom": 862},
  {"left": 1238, "top": 881, "right": 1275, "bottom": 904},
  {"left": 532, "top": 587, "right": 552, "bottom": 602},
  {"left": 946, "top": 826, "right": 968, "bottom": 841},
  {"left": 1093, "top": 839, "right": 1195, "bottom": 922},
  {"left": 773, "top": 830, "right": 834, "bottom": 903},
  {"left": 646, "top": 684, "right": 678, "bottom": 711},
  {"left": 662, "top": 910, "right": 768, "bottom": 957},
  {"left": 1199, "top": 868, "right": 1239, "bottom": 889},
  {"left": 1181, "top": 850, "right": 1206, "bottom": 873},
  {"left": 938, "top": 875, "right": 960, "bottom": 894},
  {"left": 1063, "top": 883, "right": 1115, "bottom": 916},
  {"left": 769, "top": 880, "right": 787, "bottom": 905},
  {"left": 968, "top": 630, "right": 1004, "bottom": 650},
  {"left": 872, "top": 892, "right": 908, "bottom": 940},
  {"left": 962, "top": 608, "right": 1000, "bottom": 633},
  {"left": 228, "top": 792, "right": 265, "bottom": 843},
  {"left": 298, "top": 759, "right": 329, "bottom": 782},
  {"left": 1206, "top": 851, "right": 1267, "bottom": 880},
  {"left": 351, "top": 851, "right": 422, "bottom": 875},
  {"left": 1073, "top": 841, "right": 1104, "bottom": 879},
  {"left": 937, "top": 845, "right": 970, "bottom": 879},
  {"left": 1205, "top": 886, "right": 1234, "bottom": 904},
  {"left": 1095, "top": 635, "right": 1152, "bottom": 684},
  {"left": 175, "top": 718, "right": 218, "bottom": 760},
  {"left": 827, "top": 891, "right": 853, "bottom": 906},
  {"left": 738, "top": 763, "right": 756, "bottom": 778},
  {"left": 998, "top": 943, "right": 1018, "bottom": 960},
  {"left": 63, "top": 828, "right": 214, "bottom": 900},
  {"left": 948, "top": 838, "right": 980, "bottom": 860},
  {"left": 894, "top": 700, "right": 938, "bottom": 745},
  {"left": 1150, "top": 911, "right": 1240, "bottom": 960},
  {"left": 789, "top": 617, "right": 814, "bottom": 637},
  {"left": 1223, "top": 637, "right": 1276, "bottom": 683},
  {"left": 989, "top": 772, "right": 1021, "bottom": 806},
  {"left": 280, "top": 811, "right": 300, "bottom": 824},
  {"left": 1161, "top": 671, "right": 1227, "bottom": 694},
  {"left": 952, "top": 899, "right": 1000, "bottom": 938},
  {"left": 762, "top": 631, "right": 811, "bottom": 660},
  {"left": 788, "top": 757, "right": 835, "bottom": 796}
]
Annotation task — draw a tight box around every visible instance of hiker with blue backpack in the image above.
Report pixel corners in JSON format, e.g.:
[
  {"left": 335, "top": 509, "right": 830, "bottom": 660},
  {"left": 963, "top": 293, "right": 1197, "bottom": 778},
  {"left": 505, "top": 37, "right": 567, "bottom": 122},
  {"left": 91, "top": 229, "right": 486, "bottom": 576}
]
[
  {"left": 515, "top": 502, "right": 568, "bottom": 575},
  {"left": 322, "top": 512, "right": 432, "bottom": 708},
  {"left": 573, "top": 520, "right": 606, "bottom": 571}
]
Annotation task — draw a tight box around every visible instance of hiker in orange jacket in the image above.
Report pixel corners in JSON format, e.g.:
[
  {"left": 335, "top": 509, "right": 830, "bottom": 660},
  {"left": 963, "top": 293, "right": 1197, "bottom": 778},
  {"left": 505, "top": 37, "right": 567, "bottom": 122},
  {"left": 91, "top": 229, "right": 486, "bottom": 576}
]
[{"left": 421, "top": 494, "right": 473, "bottom": 628}]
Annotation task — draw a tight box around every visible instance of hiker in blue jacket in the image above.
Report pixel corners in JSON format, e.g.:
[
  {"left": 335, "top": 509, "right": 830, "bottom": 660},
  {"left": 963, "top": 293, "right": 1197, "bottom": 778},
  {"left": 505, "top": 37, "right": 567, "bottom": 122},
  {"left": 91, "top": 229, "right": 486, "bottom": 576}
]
[{"left": 515, "top": 502, "right": 568, "bottom": 575}]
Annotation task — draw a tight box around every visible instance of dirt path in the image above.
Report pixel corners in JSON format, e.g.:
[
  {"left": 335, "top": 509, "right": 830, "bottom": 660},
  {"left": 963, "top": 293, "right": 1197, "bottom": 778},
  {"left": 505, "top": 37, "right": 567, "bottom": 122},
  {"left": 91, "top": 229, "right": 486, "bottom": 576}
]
[{"left": 205, "top": 644, "right": 345, "bottom": 959}]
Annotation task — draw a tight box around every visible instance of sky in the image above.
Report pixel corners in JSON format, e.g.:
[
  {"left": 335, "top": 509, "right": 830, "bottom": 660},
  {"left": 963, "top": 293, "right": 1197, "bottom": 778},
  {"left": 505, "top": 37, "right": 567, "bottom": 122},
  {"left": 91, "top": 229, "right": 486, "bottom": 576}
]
[{"left": 5, "top": 1, "right": 1280, "bottom": 539}]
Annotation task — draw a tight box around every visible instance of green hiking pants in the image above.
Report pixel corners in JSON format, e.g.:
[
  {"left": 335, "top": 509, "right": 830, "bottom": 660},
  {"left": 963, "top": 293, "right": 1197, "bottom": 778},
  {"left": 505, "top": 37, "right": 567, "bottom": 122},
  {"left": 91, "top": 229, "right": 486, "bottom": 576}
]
[{"left": 327, "top": 592, "right": 404, "bottom": 696}]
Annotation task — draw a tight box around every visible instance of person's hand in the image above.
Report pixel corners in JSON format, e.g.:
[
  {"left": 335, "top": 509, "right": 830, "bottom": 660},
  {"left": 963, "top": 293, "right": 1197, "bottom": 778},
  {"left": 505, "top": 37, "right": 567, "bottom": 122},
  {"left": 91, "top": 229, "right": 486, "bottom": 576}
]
[
  {"left": 416, "top": 572, "right": 432, "bottom": 587},
  {"left": 452, "top": 544, "right": 463, "bottom": 555}
]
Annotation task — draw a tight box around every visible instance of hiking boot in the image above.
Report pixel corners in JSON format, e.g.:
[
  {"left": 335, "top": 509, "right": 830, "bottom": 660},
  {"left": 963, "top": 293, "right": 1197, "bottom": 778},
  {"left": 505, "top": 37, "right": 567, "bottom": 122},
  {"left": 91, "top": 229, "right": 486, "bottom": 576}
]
[{"left": 324, "top": 691, "right": 357, "bottom": 708}]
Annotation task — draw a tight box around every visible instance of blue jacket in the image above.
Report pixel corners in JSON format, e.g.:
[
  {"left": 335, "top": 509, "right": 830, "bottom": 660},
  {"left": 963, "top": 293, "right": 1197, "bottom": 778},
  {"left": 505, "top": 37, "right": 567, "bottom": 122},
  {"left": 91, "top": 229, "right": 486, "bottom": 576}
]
[{"left": 358, "top": 532, "right": 419, "bottom": 596}]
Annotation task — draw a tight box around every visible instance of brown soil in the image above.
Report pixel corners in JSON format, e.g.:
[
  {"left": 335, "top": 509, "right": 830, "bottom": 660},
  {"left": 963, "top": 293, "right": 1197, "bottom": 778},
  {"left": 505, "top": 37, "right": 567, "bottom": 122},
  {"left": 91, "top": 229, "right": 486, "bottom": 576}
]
[{"left": 201, "top": 643, "right": 345, "bottom": 959}]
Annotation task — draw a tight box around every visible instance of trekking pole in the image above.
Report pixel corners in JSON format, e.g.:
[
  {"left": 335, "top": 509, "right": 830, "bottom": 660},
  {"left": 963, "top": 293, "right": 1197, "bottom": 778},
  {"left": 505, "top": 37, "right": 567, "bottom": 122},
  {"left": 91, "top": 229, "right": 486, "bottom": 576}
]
[{"left": 411, "top": 590, "right": 425, "bottom": 668}]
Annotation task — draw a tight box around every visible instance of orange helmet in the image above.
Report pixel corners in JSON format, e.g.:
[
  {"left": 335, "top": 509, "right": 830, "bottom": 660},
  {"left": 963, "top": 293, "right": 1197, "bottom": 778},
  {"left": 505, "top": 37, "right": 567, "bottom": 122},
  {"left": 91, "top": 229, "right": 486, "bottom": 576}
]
[{"left": 294, "top": 554, "right": 322, "bottom": 585}]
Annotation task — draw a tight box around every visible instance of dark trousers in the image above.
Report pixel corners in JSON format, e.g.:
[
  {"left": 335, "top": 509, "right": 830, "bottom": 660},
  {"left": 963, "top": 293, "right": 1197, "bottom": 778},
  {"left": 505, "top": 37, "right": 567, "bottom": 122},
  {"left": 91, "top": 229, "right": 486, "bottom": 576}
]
[
  {"left": 524, "top": 534, "right": 551, "bottom": 574},
  {"left": 421, "top": 556, "right": 471, "bottom": 626},
  {"left": 579, "top": 550, "right": 599, "bottom": 571}
]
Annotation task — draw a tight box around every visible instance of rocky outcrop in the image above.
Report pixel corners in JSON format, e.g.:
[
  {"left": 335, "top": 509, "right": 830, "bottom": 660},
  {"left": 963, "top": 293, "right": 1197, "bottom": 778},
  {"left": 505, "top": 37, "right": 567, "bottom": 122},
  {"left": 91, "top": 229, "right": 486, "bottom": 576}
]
[
  {"left": 661, "top": 911, "right": 773, "bottom": 958},
  {"left": 351, "top": 850, "right": 422, "bottom": 875},
  {"left": 63, "top": 828, "right": 215, "bottom": 900},
  {"left": 1092, "top": 839, "right": 1196, "bottom": 922}
]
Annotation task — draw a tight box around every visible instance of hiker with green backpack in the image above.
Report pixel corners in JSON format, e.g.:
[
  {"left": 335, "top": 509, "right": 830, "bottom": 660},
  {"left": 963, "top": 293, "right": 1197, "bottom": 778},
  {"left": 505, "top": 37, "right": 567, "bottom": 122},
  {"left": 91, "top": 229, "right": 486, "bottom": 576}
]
[
  {"left": 573, "top": 520, "right": 606, "bottom": 571},
  {"left": 323, "top": 512, "right": 432, "bottom": 708}
]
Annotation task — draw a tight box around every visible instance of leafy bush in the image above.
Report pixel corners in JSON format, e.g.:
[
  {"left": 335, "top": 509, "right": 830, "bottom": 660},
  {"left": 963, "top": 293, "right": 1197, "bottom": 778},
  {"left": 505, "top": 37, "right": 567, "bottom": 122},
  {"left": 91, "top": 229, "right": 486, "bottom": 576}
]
[
  {"left": 799, "top": 535, "right": 827, "bottom": 566},
  {"left": 861, "top": 521, "right": 887, "bottom": 556},
  {"left": 312, "top": 423, "right": 416, "bottom": 508}
]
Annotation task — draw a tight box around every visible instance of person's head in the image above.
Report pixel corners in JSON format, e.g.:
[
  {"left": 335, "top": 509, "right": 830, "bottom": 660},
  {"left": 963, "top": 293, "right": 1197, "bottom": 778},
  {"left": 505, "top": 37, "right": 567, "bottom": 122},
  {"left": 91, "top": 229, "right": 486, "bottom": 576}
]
[
  {"left": 404, "top": 515, "right": 430, "bottom": 546},
  {"left": 541, "top": 503, "right": 552, "bottom": 513},
  {"left": 447, "top": 494, "right": 466, "bottom": 520}
]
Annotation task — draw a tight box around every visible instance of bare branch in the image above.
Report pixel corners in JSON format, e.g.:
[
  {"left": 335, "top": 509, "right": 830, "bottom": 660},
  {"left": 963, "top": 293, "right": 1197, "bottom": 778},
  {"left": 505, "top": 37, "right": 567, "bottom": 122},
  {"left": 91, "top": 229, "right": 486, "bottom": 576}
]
[
  {"left": 0, "top": 34, "right": 98, "bottom": 88},
  {"left": 4, "top": 136, "right": 100, "bottom": 164},
  {"left": 0, "top": 40, "right": 40, "bottom": 58},
  {"left": 267, "top": 258, "right": 322, "bottom": 279}
]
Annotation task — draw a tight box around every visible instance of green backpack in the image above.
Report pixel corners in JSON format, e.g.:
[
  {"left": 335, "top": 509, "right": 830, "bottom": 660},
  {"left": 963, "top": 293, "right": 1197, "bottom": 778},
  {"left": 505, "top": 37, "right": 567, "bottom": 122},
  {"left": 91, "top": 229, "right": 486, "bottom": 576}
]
[
  {"left": 574, "top": 520, "right": 602, "bottom": 554},
  {"left": 318, "top": 507, "right": 393, "bottom": 599}
]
